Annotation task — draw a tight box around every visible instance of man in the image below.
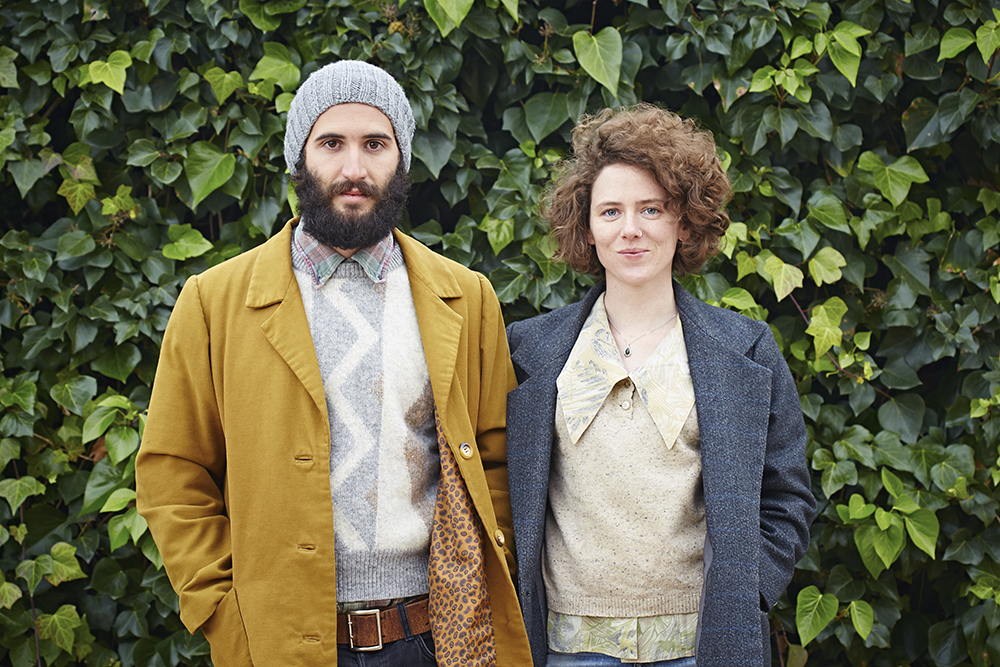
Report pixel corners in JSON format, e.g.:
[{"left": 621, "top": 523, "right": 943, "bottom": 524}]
[{"left": 136, "top": 60, "right": 531, "bottom": 667}]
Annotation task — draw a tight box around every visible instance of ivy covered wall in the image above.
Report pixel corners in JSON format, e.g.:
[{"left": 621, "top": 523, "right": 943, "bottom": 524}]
[{"left": 0, "top": 0, "right": 999, "bottom": 665}]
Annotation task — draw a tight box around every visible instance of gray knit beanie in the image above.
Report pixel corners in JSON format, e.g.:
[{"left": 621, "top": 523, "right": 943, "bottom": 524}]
[{"left": 284, "top": 60, "right": 415, "bottom": 176}]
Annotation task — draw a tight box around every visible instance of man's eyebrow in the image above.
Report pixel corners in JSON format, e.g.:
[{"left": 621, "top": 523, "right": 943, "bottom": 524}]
[{"left": 312, "top": 132, "right": 394, "bottom": 142}]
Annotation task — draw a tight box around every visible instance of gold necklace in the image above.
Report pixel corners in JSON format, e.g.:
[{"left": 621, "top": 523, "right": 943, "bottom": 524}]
[{"left": 606, "top": 311, "right": 678, "bottom": 357}]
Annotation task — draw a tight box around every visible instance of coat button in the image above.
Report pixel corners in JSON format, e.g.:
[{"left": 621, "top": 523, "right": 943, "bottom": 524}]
[
  {"left": 621, "top": 400, "right": 631, "bottom": 410},
  {"left": 494, "top": 529, "right": 505, "bottom": 547},
  {"left": 459, "top": 442, "right": 473, "bottom": 459}
]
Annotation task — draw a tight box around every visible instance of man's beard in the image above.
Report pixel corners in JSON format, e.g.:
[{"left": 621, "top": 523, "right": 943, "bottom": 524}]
[{"left": 294, "top": 164, "right": 409, "bottom": 250}]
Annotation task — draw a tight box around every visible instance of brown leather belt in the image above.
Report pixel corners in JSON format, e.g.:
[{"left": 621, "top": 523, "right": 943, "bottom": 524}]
[{"left": 336, "top": 597, "right": 431, "bottom": 651}]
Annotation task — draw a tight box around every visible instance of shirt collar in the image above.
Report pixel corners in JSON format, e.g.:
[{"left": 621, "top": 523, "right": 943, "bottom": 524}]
[
  {"left": 292, "top": 223, "right": 395, "bottom": 287},
  {"left": 556, "top": 295, "right": 695, "bottom": 447}
]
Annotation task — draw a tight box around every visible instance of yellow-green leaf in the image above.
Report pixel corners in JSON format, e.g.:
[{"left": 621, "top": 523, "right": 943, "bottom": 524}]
[
  {"left": 849, "top": 600, "right": 874, "bottom": 639},
  {"left": 88, "top": 50, "right": 132, "bottom": 94},
  {"left": 37, "top": 604, "right": 81, "bottom": 653},
  {"left": 57, "top": 179, "right": 96, "bottom": 215},
  {"left": 204, "top": 67, "right": 244, "bottom": 105},
  {"left": 764, "top": 255, "right": 804, "bottom": 301},
  {"left": 573, "top": 27, "right": 623, "bottom": 98},
  {"left": 805, "top": 296, "right": 847, "bottom": 356},
  {"left": 796, "top": 586, "right": 838, "bottom": 646},
  {"left": 808, "top": 246, "right": 846, "bottom": 286}
]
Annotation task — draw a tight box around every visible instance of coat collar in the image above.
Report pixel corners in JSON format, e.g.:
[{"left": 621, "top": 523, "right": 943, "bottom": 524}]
[{"left": 242, "top": 219, "right": 466, "bottom": 421}]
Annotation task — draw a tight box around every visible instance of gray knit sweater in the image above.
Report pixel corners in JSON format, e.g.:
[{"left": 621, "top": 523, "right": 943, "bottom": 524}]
[{"left": 292, "top": 240, "right": 439, "bottom": 603}]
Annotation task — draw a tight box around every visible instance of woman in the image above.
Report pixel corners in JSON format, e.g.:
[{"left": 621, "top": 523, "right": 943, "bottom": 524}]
[{"left": 505, "top": 104, "right": 815, "bottom": 667}]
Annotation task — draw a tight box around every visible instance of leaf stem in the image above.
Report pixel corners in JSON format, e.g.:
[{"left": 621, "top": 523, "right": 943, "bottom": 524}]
[{"left": 591, "top": 0, "right": 597, "bottom": 32}]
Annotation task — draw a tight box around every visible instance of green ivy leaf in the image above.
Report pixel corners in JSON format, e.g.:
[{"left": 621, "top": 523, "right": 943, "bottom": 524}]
[
  {"left": 796, "top": 586, "right": 838, "bottom": 645},
  {"left": 878, "top": 394, "right": 925, "bottom": 444},
  {"left": 872, "top": 517, "right": 905, "bottom": 568},
  {"left": 16, "top": 554, "right": 53, "bottom": 594},
  {"left": 808, "top": 247, "right": 846, "bottom": 286},
  {"left": 806, "top": 296, "right": 847, "bottom": 356},
  {"left": 938, "top": 27, "right": 975, "bottom": 60},
  {"left": 10, "top": 159, "right": 46, "bottom": 197},
  {"left": 88, "top": 50, "right": 132, "bottom": 94},
  {"left": 412, "top": 129, "right": 456, "bottom": 179},
  {"left": 976, "top": 21, "right": 1000, "bottom": 66},
  {"left": 109, "top": 506, "right": 148, "bottom": 550},
  {"left": 90, "top": 557, "right": 127, "bottom": 598},
  {"left": 763, "top": 255, "right": 803, "bottom": 301},
  {"left": 827, "top": 23, "right": 868, "bottom": 86},
  {"left": 857, "top": 152, "right": 929, "bottom": 207},
  {"left": 904, "top": 508, "right": 939, "bottom": 558},
  {"left": 524, "top": 92, "right": 569, "bottom": 143},
  {"left": 47, "top": 542, "right": 86, "bottom": 586},
  {"left": 849, "top": 600, "right": 874, "bottom": 640},
  {"left": 0, "top": 476, "right": 46, "bottom": 513},
  {"left": 930, "top": 444, "right": 975, "bottom": 492},
  {"left": 127, "top": 139, "right": 160, "bottom": 167},
  {"left": 239, "top": 0, "right": 281, "bottom": 31},
  {"left": 424, "top": 0, "right": 459, "bottom": 36},
  {"left": 0, "top": 46, "right": 18, "bottom": 88},
  {"left": 500, "top": 0, "right": 518, "bottom": 22},
  {"left": 36, "top": 604, "right": 81, "bottom": 653},
  {"left": 204, "top": 67, "right": 243, "bottom": 105},
  {"left": 50, "top": 375, "right": 98, "bottom": 416},
  {"left": 56, "top": 179, "right": 96, "bottom": 215},
  {"left": 100, "top": 488, "right": 136, "bottom": 513},
  {"left": 55, "top": 230, "right": 96, "bottom": 261},
  {"left": 91, "top": 343, "right": 141, "bottom": 383},
  {"left": 437, "top": 0, "right": 474, "bottom": 29},
  {"left": 104, "top": 425, "right": 140, "bottom": 466},
  {"left": 0, "top": 581, "right": 22, "bottom": 609},
  {"left": 184, "top": 142, "right": 236, "bottom": 209},
  {"left": 162, "top": 224, "right": 213, "bottom": 260},
  {"left": 81, "top": 457, "right": 131, "bottom": 515},
  {"left": 249, "top": 42, "right": 300, "bottom": 93},
  {"left": 573, "top": 27, "right": 623, "bottom": 98},
  {"left": 855, "top": 525, "right": 887, "bottom": 578},
  {"left": 881, "top": 467, "right": 904, "bottom": 498},
  {"left": 82, "top": 405, "right": 117, "bottom": 444}
]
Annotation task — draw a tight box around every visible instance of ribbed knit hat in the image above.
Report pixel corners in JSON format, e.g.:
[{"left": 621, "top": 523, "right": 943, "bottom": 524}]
[{"left": 284, "top": 60, "right": 415, "bottom": 176}]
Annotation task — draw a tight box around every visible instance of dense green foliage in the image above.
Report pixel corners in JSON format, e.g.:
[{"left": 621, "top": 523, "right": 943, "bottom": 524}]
[{"left": 0, "top": 0, "right": 999, "bottom": 664}]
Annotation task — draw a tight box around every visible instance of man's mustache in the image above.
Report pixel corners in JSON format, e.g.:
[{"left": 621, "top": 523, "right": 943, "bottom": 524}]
[{"left": 328, "top": 179, "right": 380, "bottom": 198}]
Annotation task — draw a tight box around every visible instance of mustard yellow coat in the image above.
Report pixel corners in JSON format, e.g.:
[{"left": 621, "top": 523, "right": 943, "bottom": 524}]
[{"left": 136, "top": 220, "right": 530, "bottom": 666}]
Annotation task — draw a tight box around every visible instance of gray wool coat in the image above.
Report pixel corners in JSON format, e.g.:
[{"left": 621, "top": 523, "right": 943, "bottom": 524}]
[{"left": 505, "top": 282, "right": 816, "bottom": 667}]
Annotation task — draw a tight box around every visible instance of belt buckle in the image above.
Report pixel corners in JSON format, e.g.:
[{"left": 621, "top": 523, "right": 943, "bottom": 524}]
[{"left": 347, "top": 608, "right": 383, "bottom": 651}]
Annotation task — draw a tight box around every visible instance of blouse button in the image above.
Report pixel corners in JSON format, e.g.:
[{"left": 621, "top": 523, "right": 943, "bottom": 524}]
[
  {"left": 494, "top": 530, "right": 505, "bottom": 547},
  {"left": 621, "top": 400, "right": 631, "bottom": 410},
  {"left": 459, "top": 442, "right": 473, "bottom": 459}
]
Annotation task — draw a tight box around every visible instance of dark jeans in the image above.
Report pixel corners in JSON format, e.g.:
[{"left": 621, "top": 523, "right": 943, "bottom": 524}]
[{"left": 336, "top": 631, "right": 436, "bottom": 666}]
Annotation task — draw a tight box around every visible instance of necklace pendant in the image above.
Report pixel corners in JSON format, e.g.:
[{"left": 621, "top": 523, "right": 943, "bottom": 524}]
[{"left": 624, "top": 346, "right": 631, "bottom": 357}]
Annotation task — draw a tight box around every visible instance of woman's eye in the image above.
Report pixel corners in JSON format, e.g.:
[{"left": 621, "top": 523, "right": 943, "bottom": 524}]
[
  {"left": 601, "top": 208, "right": 620, "bottom": 218},
  {"left": 643, "top": 206, "right": 660, "bottom": 215}
]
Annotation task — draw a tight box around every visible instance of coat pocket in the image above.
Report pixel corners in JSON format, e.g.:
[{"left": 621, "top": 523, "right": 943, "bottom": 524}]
[{"left": 201, "top": 587, "right": 253, "bottom": 667}]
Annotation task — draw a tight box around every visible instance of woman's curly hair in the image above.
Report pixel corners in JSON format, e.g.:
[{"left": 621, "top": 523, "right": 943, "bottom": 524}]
[{"left": 544, "top": 103, "right": 732, "bottom": 276}]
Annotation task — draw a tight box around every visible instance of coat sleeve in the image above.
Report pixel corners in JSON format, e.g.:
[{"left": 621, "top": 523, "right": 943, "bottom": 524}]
[
  {"left": 135, "top": 276, "right": 253, "bottom": 666},
  {"left": 753, "top": 330, "right": 817, "bottom": 609},
  {"left": 475, "top": 274, "right": 519, "bottom": 578}
]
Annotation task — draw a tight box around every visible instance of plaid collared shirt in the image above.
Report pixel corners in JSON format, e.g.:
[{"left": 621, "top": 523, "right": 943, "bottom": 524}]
[{"left": 292, "top": 223, "right": 395, "bottom": 287}]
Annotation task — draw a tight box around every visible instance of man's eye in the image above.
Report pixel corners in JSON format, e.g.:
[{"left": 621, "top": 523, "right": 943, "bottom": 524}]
[{"left": 367, "top": 141, "right": 383, "bottom": 150}]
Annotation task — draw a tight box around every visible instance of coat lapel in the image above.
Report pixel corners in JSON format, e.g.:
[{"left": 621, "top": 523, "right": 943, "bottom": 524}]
[
  {"left": 394, "top": 232, "right": 463, "bottom": 432},
  {"left": 507, "top": 285, "right": 604, "bottom": 568},
  {"left": 675, "top": 284, "right": 773, "bottom": 519},
  {"left": 247, "top": 220, "right": 328, "bottom": 418}
]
